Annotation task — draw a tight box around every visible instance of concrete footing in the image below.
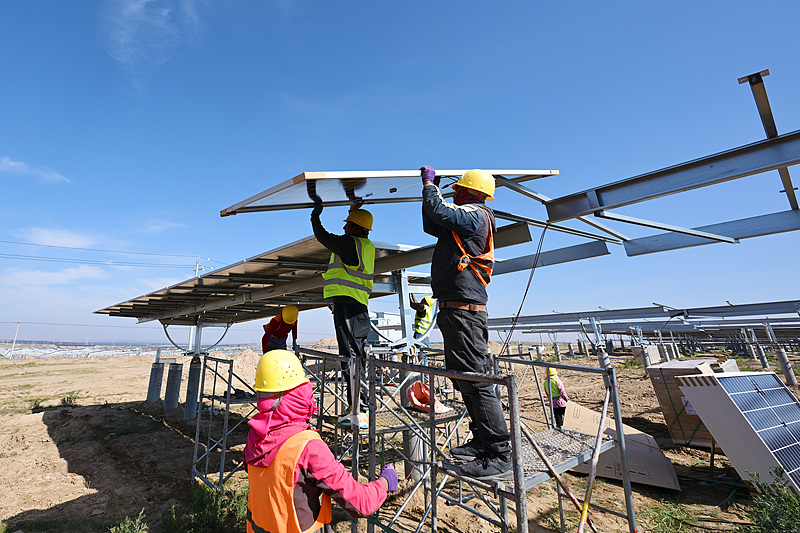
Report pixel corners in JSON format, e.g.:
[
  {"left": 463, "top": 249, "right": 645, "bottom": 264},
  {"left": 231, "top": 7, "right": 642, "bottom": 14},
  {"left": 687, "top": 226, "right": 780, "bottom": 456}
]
[
  {"left": 163, "top": 363, "right": 183, "bottom": 411},
  {"left": 777, "top": 348, "right": 798, "bottom": 386},
  {"left": 184, "top": 358, "right": 202, "bottom": 420},
  {"left": 146, "top": 362, "right": 165, "bottom": 402}
]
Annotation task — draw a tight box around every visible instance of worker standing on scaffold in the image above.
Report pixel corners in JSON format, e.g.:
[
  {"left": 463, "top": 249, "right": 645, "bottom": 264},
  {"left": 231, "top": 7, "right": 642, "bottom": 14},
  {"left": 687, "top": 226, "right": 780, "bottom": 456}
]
[
  {"left": 311, "top": 199, "right": 375, "bottom": 429},
  {"left": 261, "top": 305, "right": 299, "bottom": 353},
  {"left": 420, "top": 165, "right": 512, "bottom": 481}
]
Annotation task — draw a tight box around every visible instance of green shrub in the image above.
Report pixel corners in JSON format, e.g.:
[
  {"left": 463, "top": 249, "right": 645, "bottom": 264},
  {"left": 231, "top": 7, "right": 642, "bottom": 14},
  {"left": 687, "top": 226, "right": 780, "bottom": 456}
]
[
  {"left": 739, "top": 470, "right": 800, "bottom": 533},
  {"left": 161, "top": 482, "right": 248, "bottom": 533},
  {"left": 28, "top": 397, "right": 47, "bottom": 410},
  {"left": 60, "top": 391, "right": 80, "bottom": 407},
  {"left": 108, "top": 509, "right": 148, "bottom": 533},
  {"left": 621, "top": 357, "right": 643, "bottom": 369},
  {"left": 641, "top": 498, "right": 698, "bottom": 533}
]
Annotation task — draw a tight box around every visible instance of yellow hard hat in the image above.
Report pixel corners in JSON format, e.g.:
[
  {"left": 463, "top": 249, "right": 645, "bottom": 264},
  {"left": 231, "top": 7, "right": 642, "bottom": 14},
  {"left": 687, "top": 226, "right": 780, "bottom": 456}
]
[
  {"left": 281, "top": 305, "right": 299, "bottom": 324},
  {"left": 454, "top": 169, "right": 495, "bottom": 200},
  {"left": 422, "top": 296, "right": 434, "bottom": 307},
  {"left": 546, "top": 368, "right": 558, "bottom": 377},
  {"left": 253, "top": 349, "right": 309, "bottom": 392},
  {"left": 343, "top": 208, "right": 373, "bottom": 231}
]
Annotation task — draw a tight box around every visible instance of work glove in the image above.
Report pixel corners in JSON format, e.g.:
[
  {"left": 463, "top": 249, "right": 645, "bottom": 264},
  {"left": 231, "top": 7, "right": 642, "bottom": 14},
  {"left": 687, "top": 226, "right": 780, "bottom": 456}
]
[
  {"left": 420, "top": 165, "right": 436, "bottom": 186},
  {"left": 379, "top": 463, "right": 399, "bottom": 492},
  {"left": 311, "top": 197, "right": 323, "bottom": 217}
]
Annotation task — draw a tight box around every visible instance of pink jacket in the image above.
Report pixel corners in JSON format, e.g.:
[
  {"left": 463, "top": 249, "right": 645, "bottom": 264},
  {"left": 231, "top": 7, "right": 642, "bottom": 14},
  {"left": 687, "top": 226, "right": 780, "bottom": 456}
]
[
  {"left": 544, "top": 377, "right": 569, "bottom": 409},
  {"left": 244, "top": 383, "right": 387, "bottom": 520}
]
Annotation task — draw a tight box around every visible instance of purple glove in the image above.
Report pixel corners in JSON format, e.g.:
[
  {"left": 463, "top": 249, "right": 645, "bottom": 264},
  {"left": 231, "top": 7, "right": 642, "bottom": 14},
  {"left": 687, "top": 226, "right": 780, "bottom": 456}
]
[
  {"left": 379, "top": 463, "right": 398, "bottom": 492},
  {"left": 420, "top": 166, "right": 436, "bottom": 186}
]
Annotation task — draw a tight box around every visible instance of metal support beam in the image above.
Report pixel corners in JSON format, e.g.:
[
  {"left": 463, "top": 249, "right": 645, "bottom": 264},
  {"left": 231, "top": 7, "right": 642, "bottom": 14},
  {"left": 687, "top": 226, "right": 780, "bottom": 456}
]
[
  {"left": 738, "top": 69, "right": 799, "bottom": 210},
  {"left": 493, "top": 210, "right": 622, "bottom": 244},
  {"left": 623, "top": 209, "right": 800, "bottom": 256},
  {"left": 493, "top": 241, "right": 610, "bottom": 275},
  {"left": 495, "top": 175, "right": 629, "bottom": 241},
  {"left": 595, "top": 210, "right": 738, "bottom": 244},
  {"left": 545, "top": 129, "right": 800, "bottom": 222}
]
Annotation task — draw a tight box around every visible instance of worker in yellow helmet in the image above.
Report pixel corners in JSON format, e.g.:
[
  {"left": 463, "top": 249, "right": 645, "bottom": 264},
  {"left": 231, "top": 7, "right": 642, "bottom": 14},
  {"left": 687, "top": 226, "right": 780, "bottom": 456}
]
[
  {"left": 410, "top": 294, "right": 435, "bottom": 346},
  {"left": 543, "top": 367, "right": 570, "bottom": 428},
  {"left": 310, "top": 198, "right": 375, "bottom": 429},
  {"left": 261, "top": 305, "right": 299, "bottom": 353},
  {"left": 420, "top": 166, "right": 511, "bottom": 482},
  {"left": 244, "top": 350, "right": 397, "bottom": 533}
]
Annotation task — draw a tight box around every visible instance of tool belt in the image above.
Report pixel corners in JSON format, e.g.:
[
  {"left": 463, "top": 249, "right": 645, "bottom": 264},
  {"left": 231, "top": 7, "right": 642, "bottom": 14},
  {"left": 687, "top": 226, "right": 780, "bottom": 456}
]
[{"left": 439, "top": 301, "right": 487, "bottom": 312}]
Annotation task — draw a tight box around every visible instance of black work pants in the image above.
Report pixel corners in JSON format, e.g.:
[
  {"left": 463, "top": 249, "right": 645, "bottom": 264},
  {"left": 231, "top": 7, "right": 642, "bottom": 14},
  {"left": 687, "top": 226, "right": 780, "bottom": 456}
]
[
  {"left": 437, "top": 308, "right": 510, "bottom": 459},
  {"left": 333, "top": 300, "right": 370, "bottom": 411}
]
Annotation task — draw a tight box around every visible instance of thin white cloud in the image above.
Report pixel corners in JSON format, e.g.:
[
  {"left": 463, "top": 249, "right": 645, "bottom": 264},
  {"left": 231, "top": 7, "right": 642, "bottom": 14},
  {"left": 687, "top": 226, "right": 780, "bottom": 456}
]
[
  {"left": 141, "top": 219, "right": 189, "bottom": 233},
  {"left": 0, "top": 265, "right": 108, "bottom": 288},
  {"left": 103, "top": 0, "right": 201, "bottom": 89},
  {"left": 0, "top": 156, "right": 70, "bottom": 183},
  {"left": 13, "top": 228, "right": 97, "bottom": 248}
]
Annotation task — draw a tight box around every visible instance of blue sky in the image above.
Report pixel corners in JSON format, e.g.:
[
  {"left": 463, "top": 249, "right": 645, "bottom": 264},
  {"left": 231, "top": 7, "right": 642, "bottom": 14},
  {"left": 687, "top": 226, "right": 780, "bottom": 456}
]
[{"left": 2, "top": 1, "right": 799, "bottom": 346}]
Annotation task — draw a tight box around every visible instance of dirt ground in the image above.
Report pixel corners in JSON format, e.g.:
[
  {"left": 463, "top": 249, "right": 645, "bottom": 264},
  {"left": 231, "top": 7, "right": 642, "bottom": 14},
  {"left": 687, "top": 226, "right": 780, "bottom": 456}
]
[{"left": 0, "top": 345, "right": 789, "bottom": 532}]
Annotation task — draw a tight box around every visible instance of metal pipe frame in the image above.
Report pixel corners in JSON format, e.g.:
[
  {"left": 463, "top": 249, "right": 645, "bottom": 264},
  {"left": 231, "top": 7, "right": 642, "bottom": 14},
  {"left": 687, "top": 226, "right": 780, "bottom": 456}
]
[{"left": 496, "top": 356, "right": 638, "bottom": 533}]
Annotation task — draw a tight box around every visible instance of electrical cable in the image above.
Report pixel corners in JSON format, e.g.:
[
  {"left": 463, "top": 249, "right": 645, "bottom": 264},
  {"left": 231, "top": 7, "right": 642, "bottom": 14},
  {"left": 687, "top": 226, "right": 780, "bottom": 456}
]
[
  {"left": 0, "top": 239, "right": 202, "bottom": 258},
  {"left": 498, "top": 224, "right": 549, "bottom": 357},
  {"left": 0, "top": 252, "right": 191, "bottom": 268}
]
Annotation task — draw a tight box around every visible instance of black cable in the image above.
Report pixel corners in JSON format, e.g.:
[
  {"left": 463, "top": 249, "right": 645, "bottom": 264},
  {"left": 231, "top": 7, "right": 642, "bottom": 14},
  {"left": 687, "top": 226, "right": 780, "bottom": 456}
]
[{"left": 499, "top": 225, "right": 549, "bottom": 356}]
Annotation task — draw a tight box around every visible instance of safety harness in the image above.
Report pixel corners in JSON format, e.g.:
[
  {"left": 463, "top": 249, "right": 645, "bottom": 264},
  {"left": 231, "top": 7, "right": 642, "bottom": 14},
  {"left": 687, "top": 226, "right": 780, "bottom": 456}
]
[{"left": 451, "top": 206, "right": 495, "bottom": 287}]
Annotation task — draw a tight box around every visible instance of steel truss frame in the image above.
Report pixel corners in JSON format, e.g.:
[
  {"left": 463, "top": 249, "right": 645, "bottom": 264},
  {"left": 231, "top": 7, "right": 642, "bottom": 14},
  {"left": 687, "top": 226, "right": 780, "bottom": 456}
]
[{"left": 344, "top": 355, "right": 638, "bottom": 533}]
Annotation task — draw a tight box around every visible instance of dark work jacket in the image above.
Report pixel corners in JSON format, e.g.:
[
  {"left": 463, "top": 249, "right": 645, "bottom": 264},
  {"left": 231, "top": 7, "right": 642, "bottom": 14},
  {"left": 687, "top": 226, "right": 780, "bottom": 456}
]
[
  {"left": 311, "top": 213, "right": 367, "bottom": 308},
  {"left": 421, "top": 184, "right": 495, "bottom": 305}
]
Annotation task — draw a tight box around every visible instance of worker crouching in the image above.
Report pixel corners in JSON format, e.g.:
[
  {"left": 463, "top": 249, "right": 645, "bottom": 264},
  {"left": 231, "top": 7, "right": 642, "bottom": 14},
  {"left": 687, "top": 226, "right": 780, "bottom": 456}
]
[{"left": 244, "top": 349, "right": 397, "bottom": 533}]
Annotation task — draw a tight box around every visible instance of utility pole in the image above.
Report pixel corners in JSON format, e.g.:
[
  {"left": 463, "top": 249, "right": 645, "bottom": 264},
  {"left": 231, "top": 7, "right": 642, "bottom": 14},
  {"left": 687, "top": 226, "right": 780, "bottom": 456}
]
[
  {"left": 187, "top": 258, "right": 202, "bottom": 351},
  {"left": 10, "top": 319, "right": 21, "bottom": 358}
]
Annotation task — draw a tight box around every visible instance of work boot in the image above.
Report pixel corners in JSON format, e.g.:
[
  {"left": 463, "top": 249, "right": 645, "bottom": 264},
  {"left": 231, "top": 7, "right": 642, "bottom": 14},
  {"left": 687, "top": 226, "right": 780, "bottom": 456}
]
[
  {"left": 338, "top": 411, "right": 368, "bottom": 430},
  {"left": 460, "top": 452, "right": 513, "bottom": 481},
  {"left": 450, "top": 438, "right": 482, "bottom": 461}
]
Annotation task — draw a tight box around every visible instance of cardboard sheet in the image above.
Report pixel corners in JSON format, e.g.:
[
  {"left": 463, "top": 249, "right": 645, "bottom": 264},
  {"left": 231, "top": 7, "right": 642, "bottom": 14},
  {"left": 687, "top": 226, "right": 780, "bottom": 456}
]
[{"left": 564, "top": 402, "right": 680, "bottom": 490}]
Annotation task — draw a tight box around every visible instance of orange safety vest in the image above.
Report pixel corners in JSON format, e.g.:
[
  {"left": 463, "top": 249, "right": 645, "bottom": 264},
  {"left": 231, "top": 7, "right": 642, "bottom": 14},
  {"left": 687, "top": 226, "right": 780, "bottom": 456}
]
[
  {"left": 247, "top": 430, "right": 332, "bottom": 533},
  {"left": 451, "top": 206, "right": 495, "bottom": 287}
]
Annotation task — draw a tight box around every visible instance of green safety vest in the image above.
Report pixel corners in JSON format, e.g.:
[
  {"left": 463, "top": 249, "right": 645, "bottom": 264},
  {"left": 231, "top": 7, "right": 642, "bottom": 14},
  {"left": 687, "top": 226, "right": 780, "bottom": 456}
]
[
  {"left": 545, "top": 376, "right": 561, "bottom": 398},
  {"left": 414, "top": 305, "right": 433, "bottom": 335},
  {"left": 322, "top": 236, "right": 375, "bottom": 307}
]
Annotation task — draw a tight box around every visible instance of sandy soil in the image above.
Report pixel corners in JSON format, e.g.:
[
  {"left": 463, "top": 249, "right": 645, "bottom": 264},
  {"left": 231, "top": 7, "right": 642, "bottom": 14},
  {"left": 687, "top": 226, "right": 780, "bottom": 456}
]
[{"left": 0, "top": 346, "right": 783, "bottom": 532}]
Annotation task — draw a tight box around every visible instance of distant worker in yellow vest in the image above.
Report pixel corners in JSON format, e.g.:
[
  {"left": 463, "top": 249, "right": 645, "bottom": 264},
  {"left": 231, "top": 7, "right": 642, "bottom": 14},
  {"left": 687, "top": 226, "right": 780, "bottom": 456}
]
[
  {"left": 543, "top": 367, "right": 569, "bottom": 428},
  {"left": 311, "top": 199, "right": 375, "bottom": 428},
  {"left": 244, "top": 350, "right": 397, "bottom": 533},
  {"left": 262, "top": 305, "right": 299, "bottom": 353},
  {"left": 410, "top": 294, "right": 435, "bottom": 346}
]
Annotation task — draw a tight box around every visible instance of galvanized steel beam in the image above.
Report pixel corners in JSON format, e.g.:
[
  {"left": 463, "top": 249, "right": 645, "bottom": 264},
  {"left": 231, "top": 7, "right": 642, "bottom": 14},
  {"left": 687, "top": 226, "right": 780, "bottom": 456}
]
[
  {"left": 595, "top": 210, "right": 738, "bottom": 244},
  {"left": 545, "top": 130, "right": 800, "bottom": 222},
  {"left": 623, "top": 209, "right": 800, "bottom": 256},
  {"left": 738, "top": 70, "right": 799, "bottom": 210}
]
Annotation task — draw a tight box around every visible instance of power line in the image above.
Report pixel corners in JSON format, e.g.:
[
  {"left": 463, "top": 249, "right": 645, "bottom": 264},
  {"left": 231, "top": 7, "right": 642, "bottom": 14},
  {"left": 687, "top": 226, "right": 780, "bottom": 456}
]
[
  {"left": 0, "top": 239, "right": 201, "bottom": 258},
  {"left": 0, "top": 253, "right": 192, "bottom": 268}
]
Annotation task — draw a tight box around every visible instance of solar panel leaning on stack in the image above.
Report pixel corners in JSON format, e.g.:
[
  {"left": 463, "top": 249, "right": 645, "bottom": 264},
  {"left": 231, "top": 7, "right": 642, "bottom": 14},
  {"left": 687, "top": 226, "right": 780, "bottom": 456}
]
[
  {"left": 646, "top": 358, "right": 739, "bottom": 448},
  {"left": 677, "top": 371, "right": 800, "bottom": 493}
]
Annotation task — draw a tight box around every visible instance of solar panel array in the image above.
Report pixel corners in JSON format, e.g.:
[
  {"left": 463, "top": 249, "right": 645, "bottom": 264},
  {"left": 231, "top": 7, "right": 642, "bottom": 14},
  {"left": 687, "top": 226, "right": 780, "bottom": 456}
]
[{"left": 718, "top": 373, "right": 800, "bottom": 488}]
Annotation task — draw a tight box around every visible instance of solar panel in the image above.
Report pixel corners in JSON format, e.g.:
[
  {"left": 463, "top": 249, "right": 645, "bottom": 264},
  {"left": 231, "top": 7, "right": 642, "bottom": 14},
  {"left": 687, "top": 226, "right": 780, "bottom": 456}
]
[
  {"left": 220, "top": 169, "right": 559, "bottom": 216},
  {"left": 678, "top": 372, "right": 800, "bottom": 492}
]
